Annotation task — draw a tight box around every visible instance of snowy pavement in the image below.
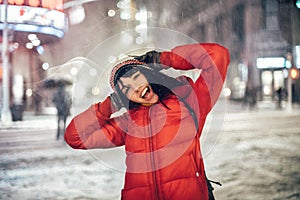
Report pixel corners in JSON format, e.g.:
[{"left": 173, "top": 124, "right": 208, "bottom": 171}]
[
  {"left": 0, "top": 100, "right": 300, "bottom": 200},
  {"left": 206, "top": 108, "right": 300, "bottom": 200},
  {"left": 0, "top": 112, "right": 124, "bottom": 200}
]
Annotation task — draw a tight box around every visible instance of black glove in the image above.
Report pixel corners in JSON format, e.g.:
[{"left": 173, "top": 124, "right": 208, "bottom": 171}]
[
  {"left": 134, "top": 50, "right": 162, "bottom": 71},
  {"left": 110, "top": 92, "right": 124, "bottom": 110}
]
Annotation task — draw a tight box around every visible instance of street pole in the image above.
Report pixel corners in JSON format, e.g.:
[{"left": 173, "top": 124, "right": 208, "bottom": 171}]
[
  {"left": 1, "top": 0, "right": 12, "bottom": 125},
  {"left": 286, "top": 2, "right": 296, "bottom": 112},
  {"left": 287, "top": 75, "right": 292, "bottom": 111}
]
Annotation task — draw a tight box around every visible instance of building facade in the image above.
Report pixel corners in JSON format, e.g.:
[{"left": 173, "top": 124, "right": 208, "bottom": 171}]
[
  {"left": 167, "top": 0, "right": 300, "bottom": 102},
  {"left": 1, "top": 0, "right": 300, "bottom": 120}
]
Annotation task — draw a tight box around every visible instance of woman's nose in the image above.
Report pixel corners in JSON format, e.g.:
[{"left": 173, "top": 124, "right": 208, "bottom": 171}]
[{"left": 131, "top": 84, "right": 142, "bottom": 92}]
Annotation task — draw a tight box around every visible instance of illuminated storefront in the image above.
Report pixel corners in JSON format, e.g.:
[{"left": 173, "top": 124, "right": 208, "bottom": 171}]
[
  {"left": 256, "top": 57, "right": 288, "bottom": 99},
  {"left": 0, "top": 0, "right": 68, "bottom": 119},
  {"left": 0, "top": 0, "right": 68, "bottom": 44}
]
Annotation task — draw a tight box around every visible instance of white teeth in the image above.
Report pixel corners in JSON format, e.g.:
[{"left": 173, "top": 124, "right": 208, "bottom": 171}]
[{"left": 141, "top": 87, "right": 148, "bottom": 98}]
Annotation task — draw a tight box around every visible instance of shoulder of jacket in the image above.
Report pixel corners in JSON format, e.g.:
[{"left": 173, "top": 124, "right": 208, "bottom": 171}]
[{"left": 172, "top": 76, "right": 194, "bottom": 99}]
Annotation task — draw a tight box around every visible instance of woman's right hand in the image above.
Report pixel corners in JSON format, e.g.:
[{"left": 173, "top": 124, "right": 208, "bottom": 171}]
[
  {"left": 134, "top": 50, "right": 163, "bottom": 71},
  {"left": 110, "top": 92, "right": 124, "bottom": 110}
]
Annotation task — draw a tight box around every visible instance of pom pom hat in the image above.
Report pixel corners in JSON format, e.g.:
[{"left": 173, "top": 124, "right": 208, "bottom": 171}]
[{"left": 110, "top": 59, "right": 150, "bottom": 90}]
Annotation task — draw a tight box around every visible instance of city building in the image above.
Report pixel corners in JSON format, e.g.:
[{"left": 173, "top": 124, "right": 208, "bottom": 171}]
[
  {"left": 1, "top": 0, "right": 300, "bottom": 121},
  {"left": 0, "top": 0, "right": 68, "bottom": 120},
  {"left": 166, "top": 0, "right": 300, "bottom": 102}
]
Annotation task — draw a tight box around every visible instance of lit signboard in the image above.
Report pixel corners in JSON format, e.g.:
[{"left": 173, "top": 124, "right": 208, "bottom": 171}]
[
  {"left": 0, "top": 4, "right": 68, "bottom": 38},
  {"left": 256, "top": 57, "right": 286, "bottom": 69},
  {"left": 0, "top": 0, "right": 63, "bottom": 11}
]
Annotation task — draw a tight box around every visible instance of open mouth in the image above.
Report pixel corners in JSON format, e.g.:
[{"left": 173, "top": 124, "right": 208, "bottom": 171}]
[{"left": 141, "top": 86, "right": 150, "bottom": 99}]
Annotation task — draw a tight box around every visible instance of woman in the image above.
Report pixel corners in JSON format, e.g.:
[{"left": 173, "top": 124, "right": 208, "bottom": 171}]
[{"left": 65, "top": 43, "right": 230, "bottom": 200}]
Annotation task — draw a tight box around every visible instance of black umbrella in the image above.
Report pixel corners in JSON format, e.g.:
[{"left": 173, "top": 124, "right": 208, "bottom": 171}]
[{"left": 42, "top": 79, "right": 73, "bottom": 89}]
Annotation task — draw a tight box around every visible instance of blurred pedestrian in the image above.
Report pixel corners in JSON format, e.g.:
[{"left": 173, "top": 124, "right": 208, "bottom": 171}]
[
  {"left": 242, "top": 80, "right": 257, "bottom": 110},
  {"left": 276, "top": 86, "right": 283, "bottom": 109},
  {"left": 33, "top": 91, "right": 42, "bottom": 114},
  {"left": 64, "top": 43, "right": 230, "bottom": 199},
  {"left": 53, "top": 82, "right": 71, "bottom": 140},
  {"left": 242, "top": 83, "right": 250, "bottom": 108}
]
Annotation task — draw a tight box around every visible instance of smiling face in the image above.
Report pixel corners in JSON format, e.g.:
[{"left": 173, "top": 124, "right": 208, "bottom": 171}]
[{"left": 117, "top": 70, "right": 159, "bottom": 105}]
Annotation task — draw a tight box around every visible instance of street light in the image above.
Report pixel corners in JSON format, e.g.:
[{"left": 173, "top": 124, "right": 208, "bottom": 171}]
[
  {"left": 290, "top": 67, "right": 299, "bottom": 80},
  {"left": 296, "top": 0, "right": 300, "bottom": 9}
]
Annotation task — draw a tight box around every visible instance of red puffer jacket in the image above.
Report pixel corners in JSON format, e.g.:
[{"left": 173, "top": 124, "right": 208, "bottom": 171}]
[{"left": 65, "top": 43, "right": 230, "bottom": 200}]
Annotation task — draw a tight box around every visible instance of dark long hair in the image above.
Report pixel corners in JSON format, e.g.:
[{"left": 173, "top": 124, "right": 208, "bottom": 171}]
[{"left": 114, "top": 64, "right": 183, "bottom": 110}]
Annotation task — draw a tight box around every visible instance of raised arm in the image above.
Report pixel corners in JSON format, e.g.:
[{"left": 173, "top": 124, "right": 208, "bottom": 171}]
[
  {"left": 64, "top": 96, "right": 126, "bottom": 149},
  {"left": 160, "top": 43, "right": 230, "bottom": 115}
]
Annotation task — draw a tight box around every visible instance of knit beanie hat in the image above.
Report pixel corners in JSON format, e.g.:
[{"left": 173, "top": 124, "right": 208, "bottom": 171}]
[{"left": 109, "top": 59, "right": 149, "bottom": 90}]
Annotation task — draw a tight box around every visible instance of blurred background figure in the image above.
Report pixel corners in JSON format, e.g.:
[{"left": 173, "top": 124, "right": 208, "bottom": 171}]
[
  {"left": 276, "top": 86, "right": 283, "bottom": 109},
  {"left": 242, "top": 81, "right": 258, "bottom": 110},
  {"left": 52, "top": 82, "right": 72, "bottom": 140}
]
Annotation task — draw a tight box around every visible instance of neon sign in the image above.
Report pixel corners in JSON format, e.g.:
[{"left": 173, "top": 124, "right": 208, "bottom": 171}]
[
  {"left": 0, "top": 0, "right": 63, "bottom": 11},
  {"left": 0, "top": 4, "right": 68, "bottom": 39}
]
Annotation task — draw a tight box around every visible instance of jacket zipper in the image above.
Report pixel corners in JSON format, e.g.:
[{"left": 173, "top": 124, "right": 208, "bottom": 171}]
[
  {"left": 190, "top": 153, "right": 200, "bottom": 178},
  {"left": 148, "top": 106, "right": 160, "bottom": 200}
]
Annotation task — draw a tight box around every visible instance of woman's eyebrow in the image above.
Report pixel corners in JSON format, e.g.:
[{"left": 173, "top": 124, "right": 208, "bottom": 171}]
[{"left": 131, "top": 71, "right": 140, "bottom": 80}]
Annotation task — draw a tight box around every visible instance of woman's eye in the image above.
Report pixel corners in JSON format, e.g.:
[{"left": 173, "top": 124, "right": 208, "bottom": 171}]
[
  {"left": 123, "top": 86, "right": 130, "bottom": 95},
  {"left": 133, "top": 73, "right": 140, "bottom": 80}
]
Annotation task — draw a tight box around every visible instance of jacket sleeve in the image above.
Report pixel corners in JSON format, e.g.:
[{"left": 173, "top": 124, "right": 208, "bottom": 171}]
[
  {"left": 64, "top": 96, "right": 126, "bottom": 149},
  {"left": 160, "top": 43, "right": 230, "bottom": 115}
]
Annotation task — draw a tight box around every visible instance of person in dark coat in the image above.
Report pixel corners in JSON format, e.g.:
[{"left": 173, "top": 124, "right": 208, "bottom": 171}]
[{"left": 53, "top": 83, "right": 71, "bottom": 140}]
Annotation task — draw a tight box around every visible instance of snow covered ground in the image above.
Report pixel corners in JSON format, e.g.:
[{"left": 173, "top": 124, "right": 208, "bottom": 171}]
[
  {"left": 0, "top": 101, "right": 300, "bottom": 199},
  {"left": 0, "top": 114, "right": 124, "bottom": 200}
]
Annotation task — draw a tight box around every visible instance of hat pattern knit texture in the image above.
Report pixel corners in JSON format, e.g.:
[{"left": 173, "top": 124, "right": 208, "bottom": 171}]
[{"left": 110, "top": 59, "right": 147, "bottom": 90}]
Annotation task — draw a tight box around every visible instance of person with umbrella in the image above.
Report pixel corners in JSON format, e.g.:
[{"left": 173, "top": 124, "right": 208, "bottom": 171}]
[{"left": 52, "top": 81, "right": 72, "bottom": 140}]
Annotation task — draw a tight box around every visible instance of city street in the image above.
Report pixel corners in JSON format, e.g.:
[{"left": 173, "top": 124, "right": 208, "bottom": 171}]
[
  {"left": 0, "top": 0, "right": 300, "bottom": 199},
  {"left": 0, "top": 101, "right": 300, "bottom": 200}
]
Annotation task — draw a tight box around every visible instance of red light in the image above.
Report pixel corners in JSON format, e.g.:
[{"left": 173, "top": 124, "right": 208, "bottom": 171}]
[
  {"left": 42, "top": 0, "right": 63, "bottom": 10},
  {"left": 19, "top": 7, "right": 25, "bottom": 16},
  {"left": 290, "top": 68, "right": 299, "bottom": 80},
  {"left": 2, "top": 0, "right": 63, "bottom": 11},
  {"left": 15, "top": 0, "right": 24, "bottom": 5},
  {"left": 28, "top": 0, "right": 41, "bottom": 7},
  {"left": 8, "top": 0, "right": 24, "bottom": 5},
  {"left": 0, "top": 66, "right": 2, "bottom": 80}
]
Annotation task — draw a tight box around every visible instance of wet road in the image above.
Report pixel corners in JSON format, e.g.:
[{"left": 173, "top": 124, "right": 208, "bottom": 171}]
[
  {"left": 0, "top": 116, "right": 124, "bottom": 200},
  {"left": 206, "top": 106, "right": 300, "bottom": 200},
  {"left": 0, "top": 102, "right": 300, "bottom": 200}
]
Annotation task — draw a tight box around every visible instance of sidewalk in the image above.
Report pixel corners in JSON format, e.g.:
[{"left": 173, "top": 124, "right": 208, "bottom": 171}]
[
  {"left": 0, "top": 111, "right": 57, "bottom": 131},
  {"left": 0, "top": 100, "right": 299, "bottom": 200},
  {"left": 224, "top": 98, "right": 300, "bottom": 113},
  {"left": 1, "top": 100, "right": 299, "bottom": 131}
]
